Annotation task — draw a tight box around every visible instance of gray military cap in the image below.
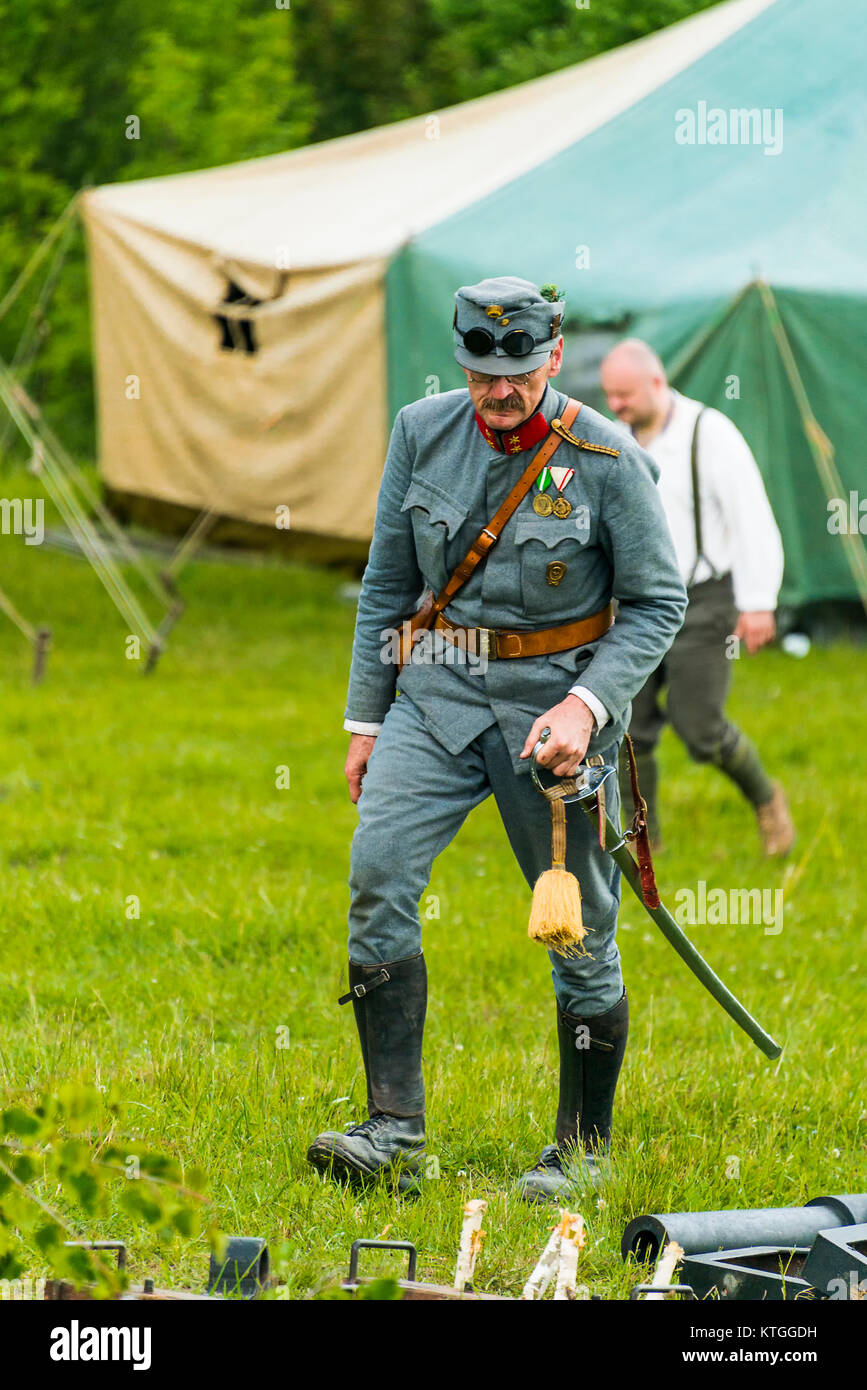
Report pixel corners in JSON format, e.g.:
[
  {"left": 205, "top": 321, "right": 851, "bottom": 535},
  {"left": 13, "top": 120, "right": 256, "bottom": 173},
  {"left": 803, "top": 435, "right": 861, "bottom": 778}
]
[{"left": 453, "top": 275, "right": 565, "bottom": 375}]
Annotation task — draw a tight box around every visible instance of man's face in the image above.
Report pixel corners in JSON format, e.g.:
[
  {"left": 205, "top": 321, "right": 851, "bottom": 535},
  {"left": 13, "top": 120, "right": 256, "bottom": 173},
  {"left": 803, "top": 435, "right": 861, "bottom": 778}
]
[
  {"left": 600, "top": 359, "right": 662, "bottom": 429},
  {"left": 463, "top": 339, "right": 564, "bottom": 430}
]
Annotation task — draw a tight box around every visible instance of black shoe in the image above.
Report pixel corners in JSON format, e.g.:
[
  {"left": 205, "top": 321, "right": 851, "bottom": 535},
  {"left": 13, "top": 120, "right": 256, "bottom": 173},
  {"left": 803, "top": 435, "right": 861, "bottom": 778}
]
[
  {"left": 307, "top": 1112, "right": 425, "bottom": 1192},
  {"left": 516, "top": 1142, "right": 608, "bottom": 1204},
  {"left": 518, "top": 990, "right": 629, "bottom": 1204},
  {"left": 307, "top": 954, "right": 427, "bottom": 1190}
]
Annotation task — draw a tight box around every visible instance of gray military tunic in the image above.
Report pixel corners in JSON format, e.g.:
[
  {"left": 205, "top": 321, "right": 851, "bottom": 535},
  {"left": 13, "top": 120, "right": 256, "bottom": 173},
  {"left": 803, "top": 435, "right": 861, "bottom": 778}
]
[{"left": 343, "top": 381, "right": 686, "bottom": 1014}]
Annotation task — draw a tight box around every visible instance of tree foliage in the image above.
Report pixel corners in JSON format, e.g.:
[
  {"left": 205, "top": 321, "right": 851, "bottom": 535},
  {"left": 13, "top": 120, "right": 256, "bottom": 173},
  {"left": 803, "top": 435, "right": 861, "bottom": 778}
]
[
  {"left": 0, "top": 1083, "right": 215, "bottom": 1297},
  {"left": 0, "top": 0, "right": 716, "bottom": 456}
]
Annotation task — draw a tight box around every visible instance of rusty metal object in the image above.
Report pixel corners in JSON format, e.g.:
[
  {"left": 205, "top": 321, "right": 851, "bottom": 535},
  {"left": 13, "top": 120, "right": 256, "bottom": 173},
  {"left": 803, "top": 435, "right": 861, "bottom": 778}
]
[
  {"left": 44, "top": 1281, "right": 214, "bottom": 1301},
  {"left": 41, "top": 1236, "right": 269, "bottom": 1301}
]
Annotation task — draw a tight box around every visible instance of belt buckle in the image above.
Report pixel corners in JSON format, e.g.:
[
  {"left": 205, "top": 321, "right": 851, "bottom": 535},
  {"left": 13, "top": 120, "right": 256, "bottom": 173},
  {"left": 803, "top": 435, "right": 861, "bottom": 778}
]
[{"left": 478, "top": 627, "right": 498, "bottom": 661}]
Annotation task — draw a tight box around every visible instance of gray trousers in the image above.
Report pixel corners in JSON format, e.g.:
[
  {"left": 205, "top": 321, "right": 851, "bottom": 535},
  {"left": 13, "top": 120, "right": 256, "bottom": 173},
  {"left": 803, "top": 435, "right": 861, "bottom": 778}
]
[
  {"left": 625, "top": 574, "right": 773, "bottom": 837},
  {"left": 348, "top": 691, "right": 624, "bottom": 1016}
]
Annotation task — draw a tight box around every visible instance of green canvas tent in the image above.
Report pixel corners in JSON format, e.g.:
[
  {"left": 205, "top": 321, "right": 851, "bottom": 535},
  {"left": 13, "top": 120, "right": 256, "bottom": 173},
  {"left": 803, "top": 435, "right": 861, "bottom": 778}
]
[
  {"left": 81, "top": 0, "right": 867, "bottom": 605},
  {"left": 387, "top": 0, "right": 867, "bottom": 609}
]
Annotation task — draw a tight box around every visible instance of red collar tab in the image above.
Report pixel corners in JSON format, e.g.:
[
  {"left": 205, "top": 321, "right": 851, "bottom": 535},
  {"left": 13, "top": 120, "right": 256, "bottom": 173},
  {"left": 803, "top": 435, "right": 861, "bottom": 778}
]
[{"left": 473, "top": 409, "right": 549, "bottom": 454}]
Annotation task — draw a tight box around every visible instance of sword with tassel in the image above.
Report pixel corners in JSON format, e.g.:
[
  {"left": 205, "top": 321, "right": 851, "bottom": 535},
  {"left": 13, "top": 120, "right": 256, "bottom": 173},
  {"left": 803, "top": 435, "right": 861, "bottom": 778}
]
[{"left": 529, "top": 729, "right": 782, "bottom": 1060}]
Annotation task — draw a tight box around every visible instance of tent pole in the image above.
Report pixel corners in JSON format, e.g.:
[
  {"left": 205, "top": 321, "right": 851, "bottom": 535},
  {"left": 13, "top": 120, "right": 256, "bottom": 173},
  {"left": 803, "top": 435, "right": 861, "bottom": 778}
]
[
  {"left": 0, "top": 582, "right": 52, "bottom": 684},
  {"left": 756, "top": 279, "right": 867, "bottom": 620}
]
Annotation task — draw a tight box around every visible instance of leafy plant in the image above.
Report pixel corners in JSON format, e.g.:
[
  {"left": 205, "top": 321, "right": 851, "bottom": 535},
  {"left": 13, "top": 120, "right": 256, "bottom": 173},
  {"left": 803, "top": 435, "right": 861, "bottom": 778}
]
[{"left": 0, "top": 1083, "right": 217, "bottom": 1297}]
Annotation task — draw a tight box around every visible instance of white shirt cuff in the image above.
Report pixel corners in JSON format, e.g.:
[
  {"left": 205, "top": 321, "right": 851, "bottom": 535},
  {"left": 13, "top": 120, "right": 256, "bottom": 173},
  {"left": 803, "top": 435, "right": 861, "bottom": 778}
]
[
  {"left": 344, "top": 719, "right": 382, "bottom": 736},
  {"left": 568, "top": 685, "right": 609, "bottom": 732},
  {"left": 733, "top": 595, "right": 778, "bottom": 615}
]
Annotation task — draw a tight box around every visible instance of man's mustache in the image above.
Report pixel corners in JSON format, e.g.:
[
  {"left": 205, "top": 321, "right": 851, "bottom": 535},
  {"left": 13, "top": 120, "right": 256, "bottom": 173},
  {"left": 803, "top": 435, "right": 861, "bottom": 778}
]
[{"left": 481, "top": 394, "right": 524, "bottom": 412}]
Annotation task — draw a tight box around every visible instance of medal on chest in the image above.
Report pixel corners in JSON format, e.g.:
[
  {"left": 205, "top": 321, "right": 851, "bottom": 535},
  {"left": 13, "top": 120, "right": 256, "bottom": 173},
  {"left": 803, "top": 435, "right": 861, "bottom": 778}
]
[{"left": 533, "top": 464, "right": 575, "bottom": 517}]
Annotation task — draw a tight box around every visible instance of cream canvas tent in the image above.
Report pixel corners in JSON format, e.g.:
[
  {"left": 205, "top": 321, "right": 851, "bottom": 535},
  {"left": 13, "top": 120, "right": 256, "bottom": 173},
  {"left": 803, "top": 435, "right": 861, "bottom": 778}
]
[{"left": 80, "top": 0, "right": 775, "bottom": 551}]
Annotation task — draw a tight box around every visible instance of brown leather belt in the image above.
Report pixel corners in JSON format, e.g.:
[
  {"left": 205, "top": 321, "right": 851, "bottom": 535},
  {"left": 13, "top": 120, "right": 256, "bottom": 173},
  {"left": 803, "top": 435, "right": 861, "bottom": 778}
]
[{"left": 432, "top": 601, "right": 613, "bottom": 660}]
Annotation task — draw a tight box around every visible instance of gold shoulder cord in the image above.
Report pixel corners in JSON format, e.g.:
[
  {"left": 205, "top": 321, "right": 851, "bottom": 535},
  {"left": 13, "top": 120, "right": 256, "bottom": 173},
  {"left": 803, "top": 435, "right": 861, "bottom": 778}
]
[{"left": 550, "top": 417, "right": 621, "bottom": 457}]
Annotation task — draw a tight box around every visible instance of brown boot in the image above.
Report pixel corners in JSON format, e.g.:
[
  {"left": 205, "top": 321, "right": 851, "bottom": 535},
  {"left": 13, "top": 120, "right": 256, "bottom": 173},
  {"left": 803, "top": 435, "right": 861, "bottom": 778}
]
[{"left": 756, "top": 782, "right": 795, "bottom": 857}]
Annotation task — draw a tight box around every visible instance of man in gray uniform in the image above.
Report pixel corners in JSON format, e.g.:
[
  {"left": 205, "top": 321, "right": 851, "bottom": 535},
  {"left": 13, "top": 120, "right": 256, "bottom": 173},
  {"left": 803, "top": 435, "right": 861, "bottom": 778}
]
[{"left": 307, "top": 277, "right": 687, "bottom": 1201}]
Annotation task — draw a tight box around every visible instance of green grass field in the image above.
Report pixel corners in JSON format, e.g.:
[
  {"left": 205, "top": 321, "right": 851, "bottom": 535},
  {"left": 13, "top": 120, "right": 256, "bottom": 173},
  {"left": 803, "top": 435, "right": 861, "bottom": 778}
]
[{"left": 1, "top": 470, "right": 864, "bottom": 1299}]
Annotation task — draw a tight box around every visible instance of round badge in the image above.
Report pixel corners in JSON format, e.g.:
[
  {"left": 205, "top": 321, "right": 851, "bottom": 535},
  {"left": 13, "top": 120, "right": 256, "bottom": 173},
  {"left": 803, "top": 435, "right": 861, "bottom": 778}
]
[
  {"left": 552, "top": 496, "right": 573, "bottom": 518},
  {"left": 546, "top": 561, "right": 567, "bottom": 587},
  {"left": 533, "top": 493, "right": 554, "bottom": 516}
]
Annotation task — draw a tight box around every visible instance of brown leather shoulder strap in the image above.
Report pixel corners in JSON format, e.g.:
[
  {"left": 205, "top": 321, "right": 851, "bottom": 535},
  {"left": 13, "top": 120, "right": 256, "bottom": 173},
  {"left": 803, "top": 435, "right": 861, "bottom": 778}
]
[{"left": 431, "top": 398, "right": 582, "bottom": 615}]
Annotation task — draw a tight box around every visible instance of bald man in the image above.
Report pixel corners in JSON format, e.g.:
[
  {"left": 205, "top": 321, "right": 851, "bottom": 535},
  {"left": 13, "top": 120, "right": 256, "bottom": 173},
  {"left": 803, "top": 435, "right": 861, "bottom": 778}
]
[{"left": 600, "top": 339, "right": 794, "bottom": 856}]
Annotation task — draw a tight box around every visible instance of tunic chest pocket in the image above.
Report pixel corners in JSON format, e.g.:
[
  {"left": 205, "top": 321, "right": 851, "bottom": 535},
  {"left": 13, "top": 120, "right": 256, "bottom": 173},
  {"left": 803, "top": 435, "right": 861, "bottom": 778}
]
[
  {"left": 401, "top": 479, "right": 471, "bottom": 593},
  {"left": 514, "top": 516, "right": 588, "bottom": 619}
]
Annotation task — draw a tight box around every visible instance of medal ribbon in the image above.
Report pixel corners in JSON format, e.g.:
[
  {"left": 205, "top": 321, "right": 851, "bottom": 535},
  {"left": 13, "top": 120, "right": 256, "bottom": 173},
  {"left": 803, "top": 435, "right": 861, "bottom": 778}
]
[{"left": 536, "top": 465, "right": 574, "bottom": 493}]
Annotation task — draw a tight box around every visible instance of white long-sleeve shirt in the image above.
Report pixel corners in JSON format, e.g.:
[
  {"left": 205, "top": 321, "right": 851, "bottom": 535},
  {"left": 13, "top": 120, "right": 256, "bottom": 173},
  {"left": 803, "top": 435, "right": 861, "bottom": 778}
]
[{"left": 639, "top": 391, "right": 784, "bottom": 613}]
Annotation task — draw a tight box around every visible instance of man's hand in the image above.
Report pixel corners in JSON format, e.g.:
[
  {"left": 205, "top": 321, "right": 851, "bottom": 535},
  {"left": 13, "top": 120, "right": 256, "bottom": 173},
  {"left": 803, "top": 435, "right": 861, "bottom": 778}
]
[
  {"left": 345, "top": 733, "right": 377, "bottom": 804},
  {"left": 520, "top": 694, "right": 596, "bottom": 777},
  {"left": 734, "top": 611, "right": 776, "bottom": 656}
]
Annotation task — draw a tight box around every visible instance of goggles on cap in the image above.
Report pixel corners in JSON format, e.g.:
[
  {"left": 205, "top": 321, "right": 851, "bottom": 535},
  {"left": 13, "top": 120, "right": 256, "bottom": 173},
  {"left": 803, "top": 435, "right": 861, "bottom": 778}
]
[{"left": 455, "top": 323, "right": 551, "bottom": 358}]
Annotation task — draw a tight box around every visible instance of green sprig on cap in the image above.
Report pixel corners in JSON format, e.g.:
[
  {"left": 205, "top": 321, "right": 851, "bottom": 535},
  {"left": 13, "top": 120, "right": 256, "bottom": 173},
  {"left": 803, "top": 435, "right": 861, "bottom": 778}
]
[{"left": 540, "top": 284, "right": 563, "bottom": 303}]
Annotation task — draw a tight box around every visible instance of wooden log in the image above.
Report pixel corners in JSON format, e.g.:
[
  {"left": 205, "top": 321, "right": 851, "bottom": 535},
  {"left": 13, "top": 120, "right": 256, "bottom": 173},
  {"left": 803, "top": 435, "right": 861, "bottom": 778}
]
[
  {"left": 454, "top": 1199, "right": 487, "bottom": 1293},
  {"left": 553, "top": 1212, "right": 586, "bottom": 1301},
  {"left": 645, "top": 1241, "right": 685, "bottom": 1301}
]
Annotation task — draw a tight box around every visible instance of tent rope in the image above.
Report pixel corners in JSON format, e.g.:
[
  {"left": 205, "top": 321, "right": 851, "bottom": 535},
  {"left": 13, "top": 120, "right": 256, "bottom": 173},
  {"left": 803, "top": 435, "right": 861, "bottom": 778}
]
[
  {"left": 0, "top": 362, "right": 157, "bottom": 646},
  {"left": 0, "top": 212, "right": 78, "bottom": 457},
  {"left": 756, "top": 279, "right": 867, "bottom": 618},
  {"left": 0, "top": 196, "right": 80, "bottom": 325},
  {"left": 16, "top": 378, "right": 173, "bottom": 610},
  {"left": 0, "top": 583, "right": 36, "bottom": 643},
  {"left": 0, "top": 356, "right": 173, "bottom": 614},
  {"left": 0, "top": 198, "right": 176, "bottom": 630},
  {"left": 31, "top": 443, "right": 155, "bottom": 642},
  {"left": 51, "top": 426, "right": 176, "bottom": 611},
  {"left": 162, "top": 506, "right": 220, "bottom": 588}
]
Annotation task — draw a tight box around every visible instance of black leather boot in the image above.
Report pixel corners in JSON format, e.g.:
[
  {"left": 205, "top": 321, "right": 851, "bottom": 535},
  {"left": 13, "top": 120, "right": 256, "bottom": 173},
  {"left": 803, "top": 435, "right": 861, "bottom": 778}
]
[
  {"left": 518, "top": 989, "right": 629, "bottom": 1204},
  {"left": 307, "top": 954, "right": 427, "bottom": 1192}
]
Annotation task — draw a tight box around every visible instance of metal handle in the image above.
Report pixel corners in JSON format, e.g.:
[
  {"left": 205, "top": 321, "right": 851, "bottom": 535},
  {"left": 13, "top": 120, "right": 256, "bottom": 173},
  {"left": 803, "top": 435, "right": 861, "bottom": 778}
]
[
  {"left": 64, "top": 1240, "right": 127, "bottom": 1271},
  {"left": 347, "top": 1239, "right": 417, "bottom": 1284},
  {"left": 530, "top": 725, "right": 564, "bottom": 794},
  {"left": 530, "top": 728, "right": 616, "bottom": 809}
]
